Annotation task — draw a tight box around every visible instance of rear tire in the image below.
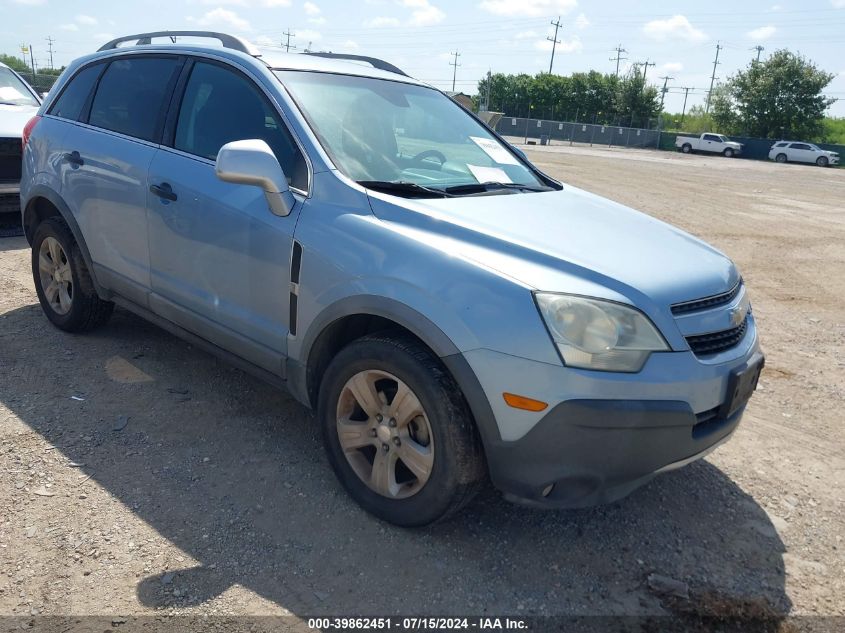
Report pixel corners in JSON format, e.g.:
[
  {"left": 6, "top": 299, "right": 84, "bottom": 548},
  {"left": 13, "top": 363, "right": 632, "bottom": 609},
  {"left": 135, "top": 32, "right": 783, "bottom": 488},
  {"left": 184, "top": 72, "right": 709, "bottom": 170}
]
[
  {"left": 317, "top": 333, "right": 485, "bottom": 526},
  {"left": 775, "top": 153, "right": 787, "bottom": 163},
  {"left": 681, "top": 143, "right": 692, "bottom": 154},
  {"left": 817, "top": 156, "right": 829, "bottom": 167},
  {"left": 31, "top": 218, "right": 113, "bottom": 332}
]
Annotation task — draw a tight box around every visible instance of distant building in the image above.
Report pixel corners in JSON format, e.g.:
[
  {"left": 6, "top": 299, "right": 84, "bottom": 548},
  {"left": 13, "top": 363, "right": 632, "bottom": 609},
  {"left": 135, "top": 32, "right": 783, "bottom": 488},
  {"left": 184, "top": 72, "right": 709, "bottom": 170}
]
[{"left": 444, "top": 91, "right": 474, "bottom": 111}]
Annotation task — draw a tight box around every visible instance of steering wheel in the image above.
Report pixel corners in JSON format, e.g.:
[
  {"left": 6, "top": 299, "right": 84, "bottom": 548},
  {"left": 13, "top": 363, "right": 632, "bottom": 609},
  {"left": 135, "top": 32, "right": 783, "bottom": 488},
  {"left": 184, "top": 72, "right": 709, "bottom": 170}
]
[{"left": 410, "top": 149, "right": 448, "bottom": 168}]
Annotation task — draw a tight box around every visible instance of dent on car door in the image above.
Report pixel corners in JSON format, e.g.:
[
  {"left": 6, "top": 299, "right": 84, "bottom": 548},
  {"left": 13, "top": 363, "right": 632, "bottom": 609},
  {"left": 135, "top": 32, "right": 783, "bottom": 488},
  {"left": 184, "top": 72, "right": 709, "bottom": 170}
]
[
  {"left": 146, "top": 59, "right": 309, "bottom": 374},
  {"left": 59, "top": 56, "right": 182, "bottom": 305}
]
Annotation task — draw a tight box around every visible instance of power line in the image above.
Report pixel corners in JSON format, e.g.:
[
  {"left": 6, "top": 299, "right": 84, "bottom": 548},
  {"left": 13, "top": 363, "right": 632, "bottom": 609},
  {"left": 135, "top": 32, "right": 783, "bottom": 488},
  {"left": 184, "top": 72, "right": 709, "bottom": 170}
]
[
  {"left": 705, "top": 42, "right": 722, "bottom": 114},
  {"left": 633, "top": 59, "right": 655, "bottom": 84},
  {"left": 449, "top": 50, "right": 461, "bottom": 92},
  {"left": 282, "top": 29, "right": 296, "bottom": 53},
  {"left": 610, "top": 44, "right": 627, "bottom": 78},
  {"left": 547, "top": 16, "right": 562, "bottom": 74}
]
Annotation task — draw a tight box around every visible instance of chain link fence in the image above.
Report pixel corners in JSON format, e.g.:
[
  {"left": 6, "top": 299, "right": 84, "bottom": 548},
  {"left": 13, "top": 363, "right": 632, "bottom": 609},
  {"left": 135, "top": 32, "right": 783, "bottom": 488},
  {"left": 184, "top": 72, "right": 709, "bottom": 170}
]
[{"left": 494, "top": 117, "right": 662, "bottom": 149}]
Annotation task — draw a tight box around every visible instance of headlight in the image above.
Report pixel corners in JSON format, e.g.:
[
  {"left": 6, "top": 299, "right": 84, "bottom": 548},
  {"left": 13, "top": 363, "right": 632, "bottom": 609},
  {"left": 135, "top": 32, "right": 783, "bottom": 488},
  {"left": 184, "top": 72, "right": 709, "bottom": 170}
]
[{"left": 535, "top": 293, "right": 669, "bottom": 372}]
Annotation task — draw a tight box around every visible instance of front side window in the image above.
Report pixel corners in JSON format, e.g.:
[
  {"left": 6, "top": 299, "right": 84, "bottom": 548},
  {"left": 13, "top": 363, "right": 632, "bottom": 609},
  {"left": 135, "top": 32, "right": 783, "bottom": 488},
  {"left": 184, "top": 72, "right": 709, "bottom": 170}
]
[
  {"left": 0, "top": 65, "right": 39, "bottom": 107},
  {"left": 89, "top": 57, "right": 181, "bottom": 142},
  {"left": 275, "top": 70, "right": 547, "bottom": 194},
  {"left": 174, "top": 61, "right": 308, "bottom": 191},
  {"left": 49, "top": 63, "right": 103, "bottom": 121}
]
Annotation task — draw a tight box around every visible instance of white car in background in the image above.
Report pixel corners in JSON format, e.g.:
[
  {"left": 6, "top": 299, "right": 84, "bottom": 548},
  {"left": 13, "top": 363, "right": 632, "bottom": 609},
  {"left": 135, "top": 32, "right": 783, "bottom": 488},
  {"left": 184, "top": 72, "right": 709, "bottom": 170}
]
[
  {"left": 1, "top": 61, "right": 42, "bottom": 215},
  {"left": 768, "top": 141, "right": 839, "bottom": 167}
]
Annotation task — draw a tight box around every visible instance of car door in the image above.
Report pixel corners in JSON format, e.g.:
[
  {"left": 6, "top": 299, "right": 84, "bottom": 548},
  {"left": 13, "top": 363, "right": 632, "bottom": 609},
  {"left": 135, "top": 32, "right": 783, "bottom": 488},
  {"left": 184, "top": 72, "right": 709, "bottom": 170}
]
[
  {"left": 702, "top": 134, "right": 720, "bottom": 152},
  {"left": 788, "top": 143, "right": 812, "bottom": 163},
  {"left": 59, "top": 55, "right": 183, "bottom": 305},
  {"left": 146, "top": 58, "right": 309, "bottom": 375}
]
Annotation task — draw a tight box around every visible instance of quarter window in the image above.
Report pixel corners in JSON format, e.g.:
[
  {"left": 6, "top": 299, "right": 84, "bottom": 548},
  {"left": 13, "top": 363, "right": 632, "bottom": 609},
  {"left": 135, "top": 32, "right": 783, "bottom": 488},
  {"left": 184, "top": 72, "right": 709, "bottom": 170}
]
[
  {"left": 174, "top": 61, "right": 307, "bottom": 191},
  {"left": 89, "top": 57, "right": 181, "bottom": 142},
  {"left": 48, "top": 63, "right": 103, "bottom": 121}
]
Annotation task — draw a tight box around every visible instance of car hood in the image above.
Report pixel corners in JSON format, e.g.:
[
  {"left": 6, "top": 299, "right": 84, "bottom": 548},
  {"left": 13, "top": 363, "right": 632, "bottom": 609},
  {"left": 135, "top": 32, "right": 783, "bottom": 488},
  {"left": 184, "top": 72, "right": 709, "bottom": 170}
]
[
  {"left": 0, "top": 104, "right": 39, "bottom": 137},
  {"left": 725, "top": 141, "right": 742, "bottom": 148},
  {"left": 367, "top": 185, "right": 738, "bottom": 309}
]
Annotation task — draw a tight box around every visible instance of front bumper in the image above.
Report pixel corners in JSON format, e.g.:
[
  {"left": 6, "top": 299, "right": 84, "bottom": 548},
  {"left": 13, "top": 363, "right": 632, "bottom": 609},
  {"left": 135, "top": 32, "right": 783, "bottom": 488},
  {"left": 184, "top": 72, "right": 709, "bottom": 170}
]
[{"left": 464, "top": 328, "right": 762, "bottom": 508}]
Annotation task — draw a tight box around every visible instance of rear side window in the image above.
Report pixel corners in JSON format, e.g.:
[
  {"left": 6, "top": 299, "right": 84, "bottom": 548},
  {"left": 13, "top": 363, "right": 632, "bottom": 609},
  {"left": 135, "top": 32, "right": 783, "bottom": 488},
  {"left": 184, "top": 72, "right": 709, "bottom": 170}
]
[
  {"left": 49, "top": 63, "right": 103, "bottom": 121},
  {"left": 773, "top": 142, "right": 787, "bottom": 148},
  {"left": 790, "top": 143, "right": 811, "bottom": 150},
  {"left": 703, "top": 134, "right": 720, "bottom": 142},
  {"left": 89, "top": 57, "right": 181, "bottom": 142},
  {"left": 174, "top": 61, "right": 308, "bottom": 191}
]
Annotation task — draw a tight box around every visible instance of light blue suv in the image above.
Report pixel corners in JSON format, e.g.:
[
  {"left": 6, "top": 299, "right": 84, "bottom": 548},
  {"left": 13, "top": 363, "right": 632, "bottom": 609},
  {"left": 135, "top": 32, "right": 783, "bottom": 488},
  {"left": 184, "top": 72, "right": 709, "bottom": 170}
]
[{"left": 20, "top": 32, "right": 764, "bottom": 526}]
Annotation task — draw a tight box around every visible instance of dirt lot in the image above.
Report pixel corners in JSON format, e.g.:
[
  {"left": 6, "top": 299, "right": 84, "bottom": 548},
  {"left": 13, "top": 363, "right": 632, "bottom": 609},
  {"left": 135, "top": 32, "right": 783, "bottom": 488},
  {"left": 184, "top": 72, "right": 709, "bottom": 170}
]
[{"left": 1, "top": 146, "right": 843, "bottom": 624}]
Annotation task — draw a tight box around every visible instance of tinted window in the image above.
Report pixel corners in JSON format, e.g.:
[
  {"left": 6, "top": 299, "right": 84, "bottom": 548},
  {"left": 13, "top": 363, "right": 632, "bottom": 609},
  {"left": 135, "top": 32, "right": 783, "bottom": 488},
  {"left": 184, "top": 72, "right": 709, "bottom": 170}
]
[
  {"left": 49, "top": 63, "right": 102, "bottom": 120},
  {"left": 774, "top": 142, "right": 787, "bottom": 148},
  {"left": 89, "top": 57, "right": 180, "bottom": 142},
  {"left": 703, "top": 134, "right": 720, "bottom": 142},
  {"left": 174, "top": 61, "right": 307, "bottom": 191},
  {"left": 790, "top": 143, "right": 811, "bottom": 150}
]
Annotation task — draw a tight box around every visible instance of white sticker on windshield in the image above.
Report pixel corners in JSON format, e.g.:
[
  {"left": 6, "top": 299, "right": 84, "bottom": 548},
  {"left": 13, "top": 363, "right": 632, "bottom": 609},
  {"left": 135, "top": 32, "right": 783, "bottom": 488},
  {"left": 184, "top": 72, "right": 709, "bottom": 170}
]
[
  {"left": 469, "top": 136, "right": 520, "bottom": 165},
  {"left": 467, "top": 164, "right": 512, "bottom": 184}
]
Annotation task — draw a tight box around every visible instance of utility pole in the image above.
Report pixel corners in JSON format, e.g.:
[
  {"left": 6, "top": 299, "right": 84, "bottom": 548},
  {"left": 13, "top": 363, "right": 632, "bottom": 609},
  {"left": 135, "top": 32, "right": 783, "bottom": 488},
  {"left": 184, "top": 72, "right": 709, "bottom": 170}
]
[
  {"left": 658, "top": 75, "right": 674, "bottom": 111},
  {"left": 547, "top": 16, "right": 562, "bottom": 74},
  {"left": 680, "top": 87, "right": 693, "bottom": 125},
  {"left": 751, "top": 44, "right": 764, "bottom": 63},
  {"left": 28, "top": 44, "right": 36, "bottom": 75},
  {"left": 449, "top": 50, "right": 460, "bottom": 92},
  {"left": 610, "top": 44, "right": 627, "bottom": 78},
  {"left": 282, "top": 29, "right": 296, "bottom": 53},
  {"left": 705, "top": 42, "right": 722, "bottom": 114},
  {"left": 640, "top": 59, "right": 655, "bottom": 84},
  {"left": 46, "top": 36, "right": 54, "bottom": 69},
  {"left": 483, "top": 69, "right": 491, "bottom": 111}
]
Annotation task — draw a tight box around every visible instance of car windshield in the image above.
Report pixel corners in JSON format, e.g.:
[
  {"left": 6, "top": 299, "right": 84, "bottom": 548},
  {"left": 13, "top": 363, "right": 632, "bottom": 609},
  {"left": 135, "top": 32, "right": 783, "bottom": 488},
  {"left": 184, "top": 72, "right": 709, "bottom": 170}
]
[
  {"left": 275, "top": 70, "right": 546, "bottom": 193},
  {"left": 0, "top": 66, "right": 39, "bottom": 106},
  {"left": 718, "top": 135, "right": 729, "bottom": 142}
]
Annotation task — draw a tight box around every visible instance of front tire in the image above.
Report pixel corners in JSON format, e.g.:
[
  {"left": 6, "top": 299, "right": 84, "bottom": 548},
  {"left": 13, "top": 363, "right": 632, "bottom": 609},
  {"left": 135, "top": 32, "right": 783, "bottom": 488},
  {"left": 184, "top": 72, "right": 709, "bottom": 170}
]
[
  {"left": 31, "top": 218, "right": 113, "bottom": 332},
  {"left": 318, "top": 334, "right": 485, "bottom": 526},
  {"left": 817, "top": 156, "right": 829, "bottom": 167},
  {"left": 723, "top": 148, "right": 734, "bottom": 157}
]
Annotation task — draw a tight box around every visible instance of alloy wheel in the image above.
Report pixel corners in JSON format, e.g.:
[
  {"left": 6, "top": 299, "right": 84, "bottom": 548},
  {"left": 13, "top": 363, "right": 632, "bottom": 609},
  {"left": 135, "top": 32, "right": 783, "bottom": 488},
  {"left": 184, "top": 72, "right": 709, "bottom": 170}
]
[
  {"left": 336, "top": 369, "right": 434, "bottom": 499},
  {"left": 38, "top": 237, "right": 73, "bottom": 315}
]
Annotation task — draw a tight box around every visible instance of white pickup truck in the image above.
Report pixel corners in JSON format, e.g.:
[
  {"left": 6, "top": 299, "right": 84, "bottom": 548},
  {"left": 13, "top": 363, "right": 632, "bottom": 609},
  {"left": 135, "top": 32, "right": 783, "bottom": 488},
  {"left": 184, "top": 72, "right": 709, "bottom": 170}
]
[{"left": 675, "top": 133, "right": 743, "bottom": 157}]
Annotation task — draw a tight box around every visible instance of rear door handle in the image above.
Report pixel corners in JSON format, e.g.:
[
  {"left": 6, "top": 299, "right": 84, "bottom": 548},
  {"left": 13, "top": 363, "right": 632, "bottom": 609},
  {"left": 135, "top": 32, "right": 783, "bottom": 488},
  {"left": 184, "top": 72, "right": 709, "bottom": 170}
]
[
  {"left": 150, "top": 182, "right": 177, "bottom": 202},
  {"left": 64, "top": 151, "right": 84, "bottom": 166}
]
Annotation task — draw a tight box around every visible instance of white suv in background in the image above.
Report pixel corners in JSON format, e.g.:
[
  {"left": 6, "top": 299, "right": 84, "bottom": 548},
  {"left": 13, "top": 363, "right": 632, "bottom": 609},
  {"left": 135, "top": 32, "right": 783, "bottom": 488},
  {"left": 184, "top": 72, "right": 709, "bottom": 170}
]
[
  {"left": 0, "top": 61, "right": 42, "bottom": 215},
  {"left": 769, "top": 141, "right": 839, "bottom": 167}
]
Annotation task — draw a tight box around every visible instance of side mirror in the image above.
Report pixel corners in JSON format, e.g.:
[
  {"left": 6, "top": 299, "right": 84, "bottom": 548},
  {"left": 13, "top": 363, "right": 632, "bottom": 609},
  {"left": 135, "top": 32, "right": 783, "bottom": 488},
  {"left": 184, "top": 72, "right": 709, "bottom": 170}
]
[{"left": 215, "top": 139, "right": 295, "bottom": 217}]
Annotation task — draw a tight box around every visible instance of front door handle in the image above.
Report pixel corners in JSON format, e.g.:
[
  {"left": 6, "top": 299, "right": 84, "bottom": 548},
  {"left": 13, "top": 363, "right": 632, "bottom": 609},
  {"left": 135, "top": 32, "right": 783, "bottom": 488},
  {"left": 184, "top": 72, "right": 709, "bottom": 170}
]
[
  {"left": 63, "top": 151, "right": 84, "bottom": 166},
  {"left": 150, "top": 182, "right": 177, "bottom": 202}
]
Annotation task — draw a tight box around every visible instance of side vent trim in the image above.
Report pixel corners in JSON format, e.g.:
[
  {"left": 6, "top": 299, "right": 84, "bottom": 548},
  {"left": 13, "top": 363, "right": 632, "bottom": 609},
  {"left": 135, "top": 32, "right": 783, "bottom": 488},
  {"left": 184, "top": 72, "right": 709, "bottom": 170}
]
[{"left": 289, "top": 241, "right": 303, "bottom": 336}]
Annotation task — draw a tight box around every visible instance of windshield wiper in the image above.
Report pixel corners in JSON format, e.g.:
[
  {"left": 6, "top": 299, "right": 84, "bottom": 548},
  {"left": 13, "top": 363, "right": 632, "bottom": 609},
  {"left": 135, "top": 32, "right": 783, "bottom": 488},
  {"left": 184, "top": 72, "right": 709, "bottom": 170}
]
[
  {"left": 357, "top": 180, "right": 454, "bottom": 198},
  {"left": 444, "top": 182, "right": 551, "bottom": 196}
]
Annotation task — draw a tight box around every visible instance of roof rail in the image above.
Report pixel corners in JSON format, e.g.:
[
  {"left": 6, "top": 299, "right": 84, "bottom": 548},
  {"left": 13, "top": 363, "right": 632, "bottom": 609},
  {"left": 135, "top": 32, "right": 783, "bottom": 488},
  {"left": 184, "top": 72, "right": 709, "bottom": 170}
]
[
  {"left": 302, "top": 52, "right": 408, "bottom": 77},
  {"left": 97, "top": 31, "right": 261, "bottom": 57}
]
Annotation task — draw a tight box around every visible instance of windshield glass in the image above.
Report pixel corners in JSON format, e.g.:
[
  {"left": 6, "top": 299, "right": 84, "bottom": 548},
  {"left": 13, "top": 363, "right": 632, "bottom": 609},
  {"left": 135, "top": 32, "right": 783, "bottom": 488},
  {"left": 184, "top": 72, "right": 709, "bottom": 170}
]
[
  {"left": 718, "top": 135, "right": 729, "bottom": 143},
  {"left": 275, "top": 70, "right": 545, "bottom": 191},
  {"left": 0, "top": 67, "right": 39, "bottom": 106}
]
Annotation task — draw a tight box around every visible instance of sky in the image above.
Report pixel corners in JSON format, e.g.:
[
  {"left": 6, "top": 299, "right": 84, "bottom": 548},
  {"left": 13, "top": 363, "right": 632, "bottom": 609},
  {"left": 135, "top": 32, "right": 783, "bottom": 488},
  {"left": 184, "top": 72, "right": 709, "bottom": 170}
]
[{"left": 2, "top": 0, "right": 845, "bottom": 117}]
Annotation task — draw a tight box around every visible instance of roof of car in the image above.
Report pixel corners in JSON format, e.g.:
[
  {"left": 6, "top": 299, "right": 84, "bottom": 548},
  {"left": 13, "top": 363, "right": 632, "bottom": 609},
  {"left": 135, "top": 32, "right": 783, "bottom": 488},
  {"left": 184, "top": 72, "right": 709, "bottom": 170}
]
[{"left": 74, "top": 36, "right": 427, "bottom": 87}]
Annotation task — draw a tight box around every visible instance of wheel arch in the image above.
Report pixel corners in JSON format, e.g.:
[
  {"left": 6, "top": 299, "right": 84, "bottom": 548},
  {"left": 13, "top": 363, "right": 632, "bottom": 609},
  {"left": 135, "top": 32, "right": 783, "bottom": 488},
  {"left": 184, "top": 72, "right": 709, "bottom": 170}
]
[
  {"left": 286, "top": 296, "right": 502, "bottom": 446},
  {"left": 22, "top": 186, "right": 108, "bottom": 299}
]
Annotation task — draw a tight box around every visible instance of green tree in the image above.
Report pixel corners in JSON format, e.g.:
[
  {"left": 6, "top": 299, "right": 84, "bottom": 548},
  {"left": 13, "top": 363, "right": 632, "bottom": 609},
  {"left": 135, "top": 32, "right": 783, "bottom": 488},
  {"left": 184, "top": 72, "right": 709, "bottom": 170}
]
[
  {"left": 0, "top": 54, "right": 30, "bottom": 73},
  {"left": 716, "top": 49, "right": 835, "bottom": 139}
]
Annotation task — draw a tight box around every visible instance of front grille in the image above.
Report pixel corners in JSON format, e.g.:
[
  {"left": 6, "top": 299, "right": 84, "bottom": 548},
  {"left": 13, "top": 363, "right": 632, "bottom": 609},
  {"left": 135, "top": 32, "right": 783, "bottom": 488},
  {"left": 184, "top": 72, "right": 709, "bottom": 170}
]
[
  {"left": 685, "top": 316, "right": 748, "bottom": 356},
  {"left": 671, "top": 280, "right": 742, "bottom": 315},
  {"left": 0, "top": 137, "right": 23, "bottom": 181}
]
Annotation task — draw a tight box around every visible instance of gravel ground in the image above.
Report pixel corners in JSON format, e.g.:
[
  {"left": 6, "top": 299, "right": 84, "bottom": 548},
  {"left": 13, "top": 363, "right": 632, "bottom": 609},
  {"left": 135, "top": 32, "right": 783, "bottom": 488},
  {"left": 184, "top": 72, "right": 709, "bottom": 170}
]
[{"left": 0, "top": 145, "right": 843, "bottom": 625}]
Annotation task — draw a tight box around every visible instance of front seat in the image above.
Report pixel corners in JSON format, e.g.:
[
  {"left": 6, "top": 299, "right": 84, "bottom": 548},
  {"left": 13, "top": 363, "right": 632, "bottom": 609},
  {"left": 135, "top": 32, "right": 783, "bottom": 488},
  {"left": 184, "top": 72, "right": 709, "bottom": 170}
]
[{"left": 341, "top": 94, "right": 399, "bottom": 181}]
